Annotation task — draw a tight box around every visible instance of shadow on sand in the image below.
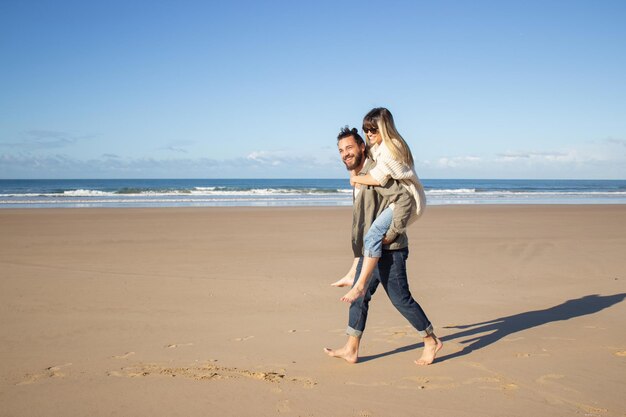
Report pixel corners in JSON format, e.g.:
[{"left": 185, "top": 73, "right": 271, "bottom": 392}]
[{"left": 358, "top": 293, "right": 625, "bottom": 364}]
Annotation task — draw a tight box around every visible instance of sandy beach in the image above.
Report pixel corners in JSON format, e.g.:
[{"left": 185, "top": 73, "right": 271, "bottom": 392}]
[{"left": 1, "top": 205, "right": 625, "bottom": 417}]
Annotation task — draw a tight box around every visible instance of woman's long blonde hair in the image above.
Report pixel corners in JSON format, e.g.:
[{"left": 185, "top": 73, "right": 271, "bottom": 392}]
[{"left": 362, "top": 107, "right": 414, "bottom": 167}]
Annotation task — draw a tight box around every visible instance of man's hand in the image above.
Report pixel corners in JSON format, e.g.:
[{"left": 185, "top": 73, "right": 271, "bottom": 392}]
[{"left": 382, "top": 236, "right": 391, "bottom": 245}]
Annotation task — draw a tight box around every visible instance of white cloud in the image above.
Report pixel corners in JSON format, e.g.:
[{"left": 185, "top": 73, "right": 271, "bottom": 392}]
[
  {"left": 430, "top": 156, "right": 482, "bottom": 168},
  {"left": 0, "top": 130, "right": 89, "bottom": 150},
  {"left": 605, "top": 138, "right": 626, "bottom": 147},
  {"left": 158, "top": 140, "right": 195, "bottom": 154},
  {"left": 418, "top": 139, "right": 626, "bottom": 179},
  {"left": 245, "top": 149, "right": 340, "bottom": 169},
  {"left": 162, "top": 146, "right": 188, "bottom": 153},
  {"left": 246, "top": 151, "right": 284, "bottom": 165},
  {"left": 0, "top": 147, "right": 347, "bottom": 178},
  {"left": 3, "top": 139, "right": 623, "bottom": 179},
  {"left": 495, "top": 151, "right": 566, "bottom": 161}
]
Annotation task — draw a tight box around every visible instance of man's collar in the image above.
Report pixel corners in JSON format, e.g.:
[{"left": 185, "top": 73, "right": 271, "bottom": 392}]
[{"left": 357, "top": 157, "right": 374, "bottom": 176}]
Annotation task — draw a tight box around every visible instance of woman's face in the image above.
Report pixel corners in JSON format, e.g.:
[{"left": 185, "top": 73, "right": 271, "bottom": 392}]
[{"left": 364, "top": 126, "right": 382, "bottom": 146}]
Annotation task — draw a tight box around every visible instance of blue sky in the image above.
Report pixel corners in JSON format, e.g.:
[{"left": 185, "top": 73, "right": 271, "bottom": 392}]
[{"left": 1, "top": 0, "right": 625, "bottom": 179}]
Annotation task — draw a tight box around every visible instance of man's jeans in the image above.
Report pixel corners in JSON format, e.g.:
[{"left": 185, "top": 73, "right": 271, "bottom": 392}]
[{"left": 347, "top": 248, "right": 433, "bottom": 338}]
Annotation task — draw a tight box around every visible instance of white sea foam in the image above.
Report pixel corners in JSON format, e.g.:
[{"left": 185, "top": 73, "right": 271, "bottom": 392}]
[
  {"left": 2, "top": 180, "right": 626, "bottom": 208},
  {"left": 0, "top": 188, "right": 345, "bottom": 198},
  {"left": 2, "top": 189, "right": 625, "bottom": 199},
  {"left": 0, "top": 195, "right": 354, "bottom": 208},
  {"left": 188, "top": 188, "right": 342, "bottom": 196},
  {"left": 62, "top": 189, "right": 115, "bottom": 197},
  {"left": 426, "top": 188, "right": 477, "bottom": 194}
]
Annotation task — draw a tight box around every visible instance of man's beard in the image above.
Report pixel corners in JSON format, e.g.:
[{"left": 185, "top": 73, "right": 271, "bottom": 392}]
[{"left": 343, "top": 151, "right": 363, "bottom": 171}]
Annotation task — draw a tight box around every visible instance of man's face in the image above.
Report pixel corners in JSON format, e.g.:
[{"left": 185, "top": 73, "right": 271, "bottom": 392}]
[{"left": 337, "top": 135, "right": 365, "bottom": 171}]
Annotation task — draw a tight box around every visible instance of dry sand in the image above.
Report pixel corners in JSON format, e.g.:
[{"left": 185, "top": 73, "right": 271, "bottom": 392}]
[{"left": 0, "top": 205, "right": 625, "bottom": 416}]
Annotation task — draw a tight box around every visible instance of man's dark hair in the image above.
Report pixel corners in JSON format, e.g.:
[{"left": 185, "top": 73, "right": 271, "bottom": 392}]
[
  {"left": 337, "top": 126, "right": 368, "bottom": 159},
  {"left": 337, "top": 125, "right": 365, "bottom": 146},
  {"left": 337, "top": 126, "right": 365, "bottom": 146},
  {"left": 337, "top": 126, "right": 368, "bottom": 158}
]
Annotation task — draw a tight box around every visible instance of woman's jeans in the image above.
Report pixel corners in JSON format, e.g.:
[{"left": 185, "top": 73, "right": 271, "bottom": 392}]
[
  {"left": 347, "top": 248, "right": 433, "bottom": 338},
  {"left": 363, "top": 206, "right": 394, "bottom": 258}
]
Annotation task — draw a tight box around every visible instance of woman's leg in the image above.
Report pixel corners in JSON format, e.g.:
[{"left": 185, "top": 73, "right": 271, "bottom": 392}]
[
  {"left": 341, "top": 207, "right": 394, "bottom": 303},
  {"left": 331, "top": 257, "right": 360, "bottom": 287}
]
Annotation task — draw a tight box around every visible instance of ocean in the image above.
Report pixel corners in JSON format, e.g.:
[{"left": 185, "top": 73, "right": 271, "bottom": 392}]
[{"left": 0, "top": 178, "right": 625, "bottom": 209}]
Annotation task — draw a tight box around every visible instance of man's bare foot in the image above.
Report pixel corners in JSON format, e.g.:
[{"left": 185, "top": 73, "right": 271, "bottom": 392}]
[
  {"left": 340, "top": 286, "right": 365, "bottom": 303},
  {"left": 323, "top": 346, "right": 358, "bottom": 364},
  {"left": 331, "top": 274, "right": 354, "bottom": 287},
  {"left": 414, "top": 335, "right": 443, "bottom": 366}
]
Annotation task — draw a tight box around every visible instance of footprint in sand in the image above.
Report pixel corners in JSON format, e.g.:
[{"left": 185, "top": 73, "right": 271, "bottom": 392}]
[
  {"left": 397, "top": 376, "right": 429, "bottom": 390},
  {"left": 502, "top": 383, "right": 519, "bottom": 391},
  {"left": 233, "top": 336, "right": 255, "bottom": 342},
  {"left": 400, "top": 376, "right": 458, "bottom": 390},
  {"left": 462, "top": 376, "right": 518, "bottom": 392},
  {"left": 463, "top": 376, "right": 501, "bottom": 385},
  {"left": 537, "top": 373, "right": 565, "bottom": 384},
  {"left": 460, "top": 363, "right": 521, "bottom": 392},
  {"left": 166, "top": 343, "right": 193, "bottom": 349},
  {"left": 109, "top": 361, "right": 317, "bottom": 387},
  {"left": 536, "top": 374, "right": 579, "bottom": 394},
  {"left": 17, "top": 363, "right": 72, "bottom": 385},
  {"left": 577, "top": 404, "right": 608, "bottom": 415},
  {"left": 290, "top": 376, "right": 317, "bottom": 388},
  {"left": 516, "top": 351, "right": 549, "bottom": 358},
  {"left": 614, "top": 350, "right": 626, "bottom": 357},
  {"left": 112, "top": 352, "right": 135, "bottom": 359},
  {"left": 534, "top": 374, "right": 607, "bottom": 414}
]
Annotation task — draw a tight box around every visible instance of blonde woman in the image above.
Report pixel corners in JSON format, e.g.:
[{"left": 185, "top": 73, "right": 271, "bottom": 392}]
[{"left": 335, "top": 107, "right": 426, "bottom": 303}]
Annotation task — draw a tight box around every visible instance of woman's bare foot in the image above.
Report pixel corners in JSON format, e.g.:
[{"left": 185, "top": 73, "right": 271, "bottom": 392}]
[
  {"left": 332, "top": 258, "right": 359, "bottom": 287},
  {"left": 414, "top": 335, "right": 443, "bottom": 366},
  {"left": 331, "top": 274, "right": 354, "bottom": 287},
  {"left": 323, "top": 346, "right": 358, "bottom": 364},
  {"left": 340, "top": 286, "right": 366, "bottom": 303}
]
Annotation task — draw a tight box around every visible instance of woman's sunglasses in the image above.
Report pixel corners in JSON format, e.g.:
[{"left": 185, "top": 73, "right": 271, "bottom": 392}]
[{"left": 363, "top": 127, "right": 378, "bottom": 134}]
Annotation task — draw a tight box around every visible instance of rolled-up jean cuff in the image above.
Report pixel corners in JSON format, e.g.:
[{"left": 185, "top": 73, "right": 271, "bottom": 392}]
[
  {"left": 362, "top": 249, "right": 381, "bottom": 258},
  {"left": 346, "top": 326, "right": 363, "bottom": 338},
  {"left": 417, "top": 324, "right": 434, "bottom": 337}
]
